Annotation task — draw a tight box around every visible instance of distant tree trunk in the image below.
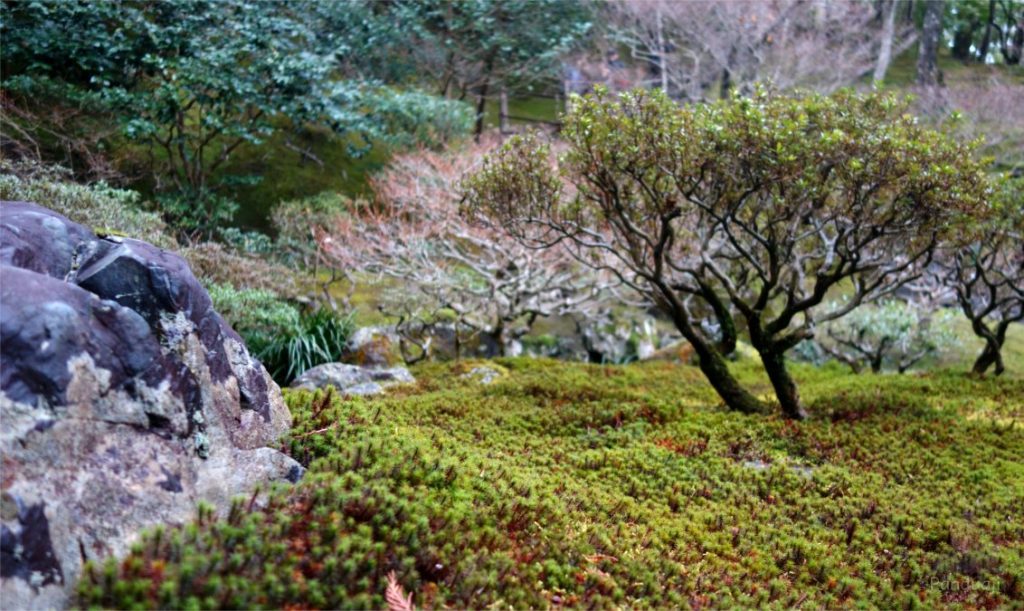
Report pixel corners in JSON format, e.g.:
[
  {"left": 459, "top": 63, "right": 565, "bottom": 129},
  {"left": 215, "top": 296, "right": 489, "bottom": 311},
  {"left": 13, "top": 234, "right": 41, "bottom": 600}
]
[
  {"left": 952, "top": 23, "right": 977, "bottom": 60},
  {"left": 655, "top": 4, "right": 669, "bottom": 94},
  {"left": 874, "top": 0, "right": 898, "bottom": 81},
  {"left": 916, "top": 0, "right": 945, "bottom": 86},
  {"left": 498, "top": 88, "right": 509, "bottom": 134},
  {"left": 1003, "top": 17, "right": 1024, "bottom": 65},
  {"left": 978, "top": 0, "right": 995, "bottom": 60},
  {"left": 474, "top": 82, "right": 489, "bottom": 142},
  {"left": 474, "top": 53, "right": 498, "bottom": 142},
  {"left": 903, "top": 0, "right": 916, "bottom": 23}
]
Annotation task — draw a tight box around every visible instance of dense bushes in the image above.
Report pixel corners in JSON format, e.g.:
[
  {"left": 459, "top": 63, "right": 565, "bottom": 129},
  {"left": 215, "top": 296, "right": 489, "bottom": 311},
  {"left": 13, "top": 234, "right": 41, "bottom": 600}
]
[
  {"left": 0, "top": 162, "right": 174, "bottom": 249},
  {"left": 76, "top": 360, "right": 1024, "bottom": 609}
]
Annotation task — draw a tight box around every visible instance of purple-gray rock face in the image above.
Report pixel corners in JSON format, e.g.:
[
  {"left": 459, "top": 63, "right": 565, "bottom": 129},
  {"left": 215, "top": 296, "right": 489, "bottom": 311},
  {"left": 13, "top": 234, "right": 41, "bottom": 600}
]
[{"left": 0, "top": 201, "right": 302, "bottom": 609}]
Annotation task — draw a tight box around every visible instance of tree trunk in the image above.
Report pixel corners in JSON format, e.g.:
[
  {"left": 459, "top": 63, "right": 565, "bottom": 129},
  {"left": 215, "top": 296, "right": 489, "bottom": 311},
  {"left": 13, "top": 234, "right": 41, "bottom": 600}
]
[
  {"left": 474, "top": 53, "right": 498, "bottom": 142},
  {"left": 916, "top": 0, "right": 945, "bottom": 86},
  {"left": 1004, "top": 19, "right": 1024, "bottom": 65},
  {"left": 952, "top": 24, "right": 977, "bottom": 60},
  {"left": 701, "top": 285, "right": 738, "bottom": 356},
  {"left": 761, "top": 349, "right": 808, "bottom": 420},
  {"left": 972, "top": 341, "right": 1001, "bottom": 375},
  {"left": 691, "top": 338, "right": 765, "bottom": 414},
  {"left": 655, "top": 3, "right": 669, "bottom": 94},
  {"left": 874, "top": 0, "right": 898, "bottom": 81},
  {"left": 658, "top": 290, "right": 763, "bottom": 414},
  {"left": 978, "top": 0, "right": 995, "bottom": 60},
  {"left": 474, "top": 83, "right": 489, "bottom": 143},
  {"left": 498, "top": 88, "right": 509, "bottom": 134},
  {"left": 972, "top": 319, "right": 1010, "bottom": 376},
  {"left": 870, "top": 353, "right": 884, "bottom": 373}
]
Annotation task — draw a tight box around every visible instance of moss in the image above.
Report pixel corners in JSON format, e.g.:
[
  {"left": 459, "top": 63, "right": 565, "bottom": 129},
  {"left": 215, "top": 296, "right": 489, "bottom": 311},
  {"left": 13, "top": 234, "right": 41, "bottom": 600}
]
[{"left": 77, "top": 360, "right": 1024, "bottom": 609}]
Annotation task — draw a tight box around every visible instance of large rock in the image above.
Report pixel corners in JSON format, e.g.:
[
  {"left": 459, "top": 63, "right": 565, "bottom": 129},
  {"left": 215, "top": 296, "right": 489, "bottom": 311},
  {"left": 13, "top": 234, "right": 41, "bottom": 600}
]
[
  {"left": 0, "top": 201, "right": 302, "bottom": 609},
  {"left": 290, "top": 362, "right": 415, "bottom": 396}
]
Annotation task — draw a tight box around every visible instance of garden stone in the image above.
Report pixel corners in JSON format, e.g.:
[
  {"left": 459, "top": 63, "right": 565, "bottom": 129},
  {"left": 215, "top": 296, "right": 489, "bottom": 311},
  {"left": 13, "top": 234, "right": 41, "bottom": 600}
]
[
  {"left": 290, "top": 362, "right": 415, "bottom": 394},
  {"left": 460, "top": 365, "right": 505, "bottom": 385},
  {"left": 347, "top": 326, "right": 399, "bottom": 366},
  {"left": 343, "top": 382, "right": 385, "bottom": 396},
  {"left": 0, "top": 201, "right": 301, "bottom": 610}
]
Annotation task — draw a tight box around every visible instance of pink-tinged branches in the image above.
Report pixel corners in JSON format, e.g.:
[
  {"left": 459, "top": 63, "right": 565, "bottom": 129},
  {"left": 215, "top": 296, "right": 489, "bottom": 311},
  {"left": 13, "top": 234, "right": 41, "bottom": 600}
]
[{"left": 320, "top": 141, "right": 619, "bottom": 358}]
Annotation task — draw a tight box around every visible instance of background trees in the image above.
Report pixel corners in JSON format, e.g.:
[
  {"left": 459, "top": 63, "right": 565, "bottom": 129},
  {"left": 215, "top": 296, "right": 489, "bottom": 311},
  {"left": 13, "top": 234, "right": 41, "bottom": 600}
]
[
  {"left": 811, "top": 300, "right": 960, "bottom": 374},
  {"left": 917, "top": 0, "right": 947, "bottom": 85},
  {"left": 2, "top": 0, "right": 1020, "bottom": 386},
  {"left": 319, "top": 142, "right": 616, "bottom": 360},
  {"left": 604, "top": 0, "right": 912, "bottom": 100},
  {"left": 1, "top": 0, "right": 472, "bottom": 234},
  {"left": 464, "top": 87, "right": 989, "bottom": 418},
  {"left": 401, "top": 0, "right": 592, "bottom": 139}
]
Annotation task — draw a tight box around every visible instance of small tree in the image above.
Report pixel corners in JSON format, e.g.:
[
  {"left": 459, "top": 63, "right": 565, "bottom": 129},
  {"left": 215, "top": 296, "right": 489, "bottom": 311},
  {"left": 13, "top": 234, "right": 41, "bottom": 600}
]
[
  {"left": 464, "top": 87, "right": 987, "bottom": 419},
  {"left": 937, "top": 176, "right": 1024, "bottom": 376},
  {"left": 814, "top": 300, "right": 960, "bottom": 374},
  {"left": 321, "top": 143, "right": 616, "bottom": 358}
]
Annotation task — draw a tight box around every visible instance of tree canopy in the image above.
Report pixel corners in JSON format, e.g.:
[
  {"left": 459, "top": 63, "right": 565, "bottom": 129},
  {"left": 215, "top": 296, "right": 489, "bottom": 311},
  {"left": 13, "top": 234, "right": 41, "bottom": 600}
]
[{"left": 464, "top": 87, "right": 990, "bottom": 418}]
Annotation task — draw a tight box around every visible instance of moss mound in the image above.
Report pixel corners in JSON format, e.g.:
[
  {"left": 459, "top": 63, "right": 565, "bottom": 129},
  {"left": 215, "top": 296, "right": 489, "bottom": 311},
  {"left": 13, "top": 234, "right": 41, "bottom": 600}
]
[{"left": 77, "top": 360, "right": 1024, "bottom": 609}]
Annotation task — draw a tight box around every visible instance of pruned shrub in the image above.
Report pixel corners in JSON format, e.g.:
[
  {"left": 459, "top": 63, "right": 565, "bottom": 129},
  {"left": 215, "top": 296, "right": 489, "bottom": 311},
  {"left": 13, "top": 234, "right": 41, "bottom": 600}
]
[
  {"left": 182, "top": 242, "right": 301, "bottom": 300},
  {"left": 809, "top": 300, "right": 960, "bottom": 374}
]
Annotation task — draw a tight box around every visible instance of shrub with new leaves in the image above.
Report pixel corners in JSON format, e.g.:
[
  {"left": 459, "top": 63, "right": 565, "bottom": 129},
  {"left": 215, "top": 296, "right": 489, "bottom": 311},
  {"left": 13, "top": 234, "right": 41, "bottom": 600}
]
[
  {"left": 812, "top": 300, "right": 960, "bottom": 374},
  {"left": 463, "top": 87, "right": 988, "bottom": 419}
]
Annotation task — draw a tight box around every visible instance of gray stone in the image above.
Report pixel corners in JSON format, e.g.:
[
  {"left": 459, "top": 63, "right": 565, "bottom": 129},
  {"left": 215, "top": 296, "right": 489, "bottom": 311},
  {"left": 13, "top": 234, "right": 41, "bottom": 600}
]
[
  {"left": 290, "top": 363, "right": 415, "bottom": 394},
  {"left": 343, "top": 382, "right": 385, "bottom": 396},
  {"left": 460, "top": 366, "right": 504, "bottom": 385},
  {"left": 0, "top": 201, "right": 301, "bottom": 610}
]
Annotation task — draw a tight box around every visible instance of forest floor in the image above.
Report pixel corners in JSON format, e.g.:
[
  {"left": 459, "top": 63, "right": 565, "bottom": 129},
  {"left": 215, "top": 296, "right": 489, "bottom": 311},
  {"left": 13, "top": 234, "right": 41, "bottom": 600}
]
[{"left": 78, "top": 358, "right": 1024, "bottom": 609}]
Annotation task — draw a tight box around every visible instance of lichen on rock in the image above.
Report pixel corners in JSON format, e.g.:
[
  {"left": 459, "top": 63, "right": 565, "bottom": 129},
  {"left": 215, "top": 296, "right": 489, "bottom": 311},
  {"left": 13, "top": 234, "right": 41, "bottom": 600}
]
[{"left": 0, "top": 201, "right": 301, "bottom": 609}]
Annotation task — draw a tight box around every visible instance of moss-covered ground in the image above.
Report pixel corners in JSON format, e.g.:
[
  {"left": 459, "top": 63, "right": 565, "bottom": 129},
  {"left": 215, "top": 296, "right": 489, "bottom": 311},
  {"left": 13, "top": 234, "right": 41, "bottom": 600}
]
[{"left": 77, "top": 359, "right": 1024, "bottom": 609}]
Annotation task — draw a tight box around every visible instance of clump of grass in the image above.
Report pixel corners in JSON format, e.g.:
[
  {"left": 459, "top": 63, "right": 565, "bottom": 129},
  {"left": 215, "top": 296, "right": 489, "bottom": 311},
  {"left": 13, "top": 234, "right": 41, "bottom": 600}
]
[
  {"left": 260, "top": 308, "right": 355, "bottom": 385},
  {"left": 76, "top": 359, "right": 1024, "bottom": 609}
]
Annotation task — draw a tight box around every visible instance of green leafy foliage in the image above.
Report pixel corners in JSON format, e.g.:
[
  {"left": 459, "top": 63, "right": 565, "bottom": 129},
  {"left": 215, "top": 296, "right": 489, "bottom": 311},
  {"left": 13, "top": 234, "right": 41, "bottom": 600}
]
[
  {"left": 1, "top": 0, "right": 471, "bottom": 233},
  {"left": 808, "top": 300, "right": 961, "bottom": 374},
  {"left": 76, "top": 359, "right": 1024, "bottom": 608},
  {"left": 0, "top": 162, "right": 174, "bottom": 249},
  {"left": 208, "top": 284, "right": 353, "bottom": 385},
  {"left": 406, "top": 0, "right": 593, "bottom": 93},
  {"left": 207, "top": 284, "right": 301, "bottom": 352},
  {"left": 260, "top": 308, "right": 356, "bottom": 386}
]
